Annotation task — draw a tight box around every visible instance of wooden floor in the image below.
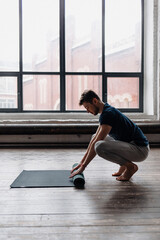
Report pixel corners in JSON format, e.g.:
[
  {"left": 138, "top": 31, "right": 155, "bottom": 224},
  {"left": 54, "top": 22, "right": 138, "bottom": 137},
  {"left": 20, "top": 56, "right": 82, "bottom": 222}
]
[{"left": 0, "top": 147, "right": 160, "bottom": 240}]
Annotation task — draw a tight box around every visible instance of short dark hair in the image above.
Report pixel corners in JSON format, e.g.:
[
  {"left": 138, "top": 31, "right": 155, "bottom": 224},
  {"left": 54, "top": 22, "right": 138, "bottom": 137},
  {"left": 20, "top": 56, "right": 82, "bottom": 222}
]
[{"left": 79, "top": 90, "right": 100, "bottom": 105}]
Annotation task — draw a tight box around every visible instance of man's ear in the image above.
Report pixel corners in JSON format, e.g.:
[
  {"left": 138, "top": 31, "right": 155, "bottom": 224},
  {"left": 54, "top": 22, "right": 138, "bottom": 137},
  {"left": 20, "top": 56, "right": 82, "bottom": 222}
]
[{"left": 92, "top": 98, "right": 98, "bottom": 105}]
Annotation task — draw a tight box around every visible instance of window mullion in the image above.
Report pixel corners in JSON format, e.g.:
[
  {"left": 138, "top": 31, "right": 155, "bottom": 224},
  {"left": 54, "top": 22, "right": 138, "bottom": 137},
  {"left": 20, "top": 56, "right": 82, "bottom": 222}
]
[
  {"left": 60, "top": 0, "right": 65, "bottom": 112},
  {"left": 18, "top": 0, "right": 23, "bottom": 111}
]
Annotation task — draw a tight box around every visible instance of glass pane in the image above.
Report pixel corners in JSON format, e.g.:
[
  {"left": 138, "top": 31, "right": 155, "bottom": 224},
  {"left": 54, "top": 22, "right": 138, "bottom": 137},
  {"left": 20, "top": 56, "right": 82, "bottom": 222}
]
[
  {"left": 66, "top": 75, "right": 102, "bottom": 110},
  {"left": 0, "top": 0, "right": 19, "bottom": 71},
  {"left": 0, "top": 77, "right": 17, "bottom": 108},
  {"left": 23, "top": 75, "right": 60, "bottom": 110},
  {"left": 65, "top": 0, "right": 102, "bottom": 72},
  {"left": 107, "top": 77, "right": 139, "bottom": 108},
  {"left": 23, "top": 0, "right": 59, "bottom": 72},
  {"left": 105, "top": 0, "right": 142, "bottom": 72}
]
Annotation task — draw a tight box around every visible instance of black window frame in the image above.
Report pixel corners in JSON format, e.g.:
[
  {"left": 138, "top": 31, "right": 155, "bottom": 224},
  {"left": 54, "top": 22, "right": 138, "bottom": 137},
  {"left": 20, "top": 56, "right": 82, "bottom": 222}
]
[{"left": 0, "top": 0, "right": 144, "bottom": 113}]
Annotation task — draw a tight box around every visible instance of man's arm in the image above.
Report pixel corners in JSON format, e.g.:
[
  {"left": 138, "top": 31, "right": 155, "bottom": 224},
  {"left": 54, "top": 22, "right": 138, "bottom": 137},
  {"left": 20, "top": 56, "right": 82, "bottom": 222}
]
[
  {"left": 70, "top": 124, "right": 112, "bottom": 178},
  {"left": 80, "top": 125, "right": 102, "bottom": 163},
  {"left": 70, "top": 125, "right": 102, "bottom": 174}
]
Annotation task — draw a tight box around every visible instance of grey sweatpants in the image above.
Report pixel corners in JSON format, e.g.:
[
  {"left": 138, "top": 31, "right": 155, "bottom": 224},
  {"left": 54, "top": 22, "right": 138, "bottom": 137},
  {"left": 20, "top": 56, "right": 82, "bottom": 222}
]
[{"left": 94, "top": 136, "right": 149, "bottom": 166}]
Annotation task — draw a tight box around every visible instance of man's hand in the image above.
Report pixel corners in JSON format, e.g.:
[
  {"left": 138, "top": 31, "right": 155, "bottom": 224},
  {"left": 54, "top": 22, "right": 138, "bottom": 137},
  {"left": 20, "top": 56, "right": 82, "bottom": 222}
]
[{"left": 69, "top": 163, "right": 85, "bottom": 178}]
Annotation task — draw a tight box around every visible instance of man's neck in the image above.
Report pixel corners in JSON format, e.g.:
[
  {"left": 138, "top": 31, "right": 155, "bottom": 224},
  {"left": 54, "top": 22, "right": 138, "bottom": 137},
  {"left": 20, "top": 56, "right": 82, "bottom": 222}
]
[{"left": 98, "top": 101, "right": 105, "bottom": 114}]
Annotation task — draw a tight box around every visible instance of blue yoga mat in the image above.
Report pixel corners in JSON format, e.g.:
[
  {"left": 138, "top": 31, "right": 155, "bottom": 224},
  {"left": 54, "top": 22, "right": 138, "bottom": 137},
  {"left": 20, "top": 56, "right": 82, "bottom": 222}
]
[
  {"left": 10, "top": 170, "right": 74, "bottom": 188},
  {"left": 10, "top": 166, "right": 85, "bottom": 188}
]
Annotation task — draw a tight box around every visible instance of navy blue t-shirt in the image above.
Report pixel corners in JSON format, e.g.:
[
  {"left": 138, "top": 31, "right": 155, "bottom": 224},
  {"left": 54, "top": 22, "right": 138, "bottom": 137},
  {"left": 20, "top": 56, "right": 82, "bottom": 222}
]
[{"left": 99, "top": 103, "right": 149, "bottom": 146}]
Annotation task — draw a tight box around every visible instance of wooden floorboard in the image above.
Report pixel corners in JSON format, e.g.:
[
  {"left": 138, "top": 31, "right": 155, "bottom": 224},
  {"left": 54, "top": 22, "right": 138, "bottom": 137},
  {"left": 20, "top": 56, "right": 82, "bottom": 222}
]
[{"left": 0, "top": 147, "right": 160, "bottom": 239}]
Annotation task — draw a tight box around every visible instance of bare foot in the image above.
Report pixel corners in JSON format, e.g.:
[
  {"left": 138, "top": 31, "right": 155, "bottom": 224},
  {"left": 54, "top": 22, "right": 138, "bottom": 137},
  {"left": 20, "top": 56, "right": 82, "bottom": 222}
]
[
  {"left": 116, "top": 162, "right": 138, "bottom": 181},
  {"left": 112, "top": 165, "right": 126, "bottom": 176}
]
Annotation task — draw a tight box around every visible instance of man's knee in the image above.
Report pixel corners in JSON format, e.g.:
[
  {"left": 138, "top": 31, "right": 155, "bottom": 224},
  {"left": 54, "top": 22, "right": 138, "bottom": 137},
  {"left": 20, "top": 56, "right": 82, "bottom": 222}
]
[{"left": 95, "top": 141, "right": 105, "bottom": 155}]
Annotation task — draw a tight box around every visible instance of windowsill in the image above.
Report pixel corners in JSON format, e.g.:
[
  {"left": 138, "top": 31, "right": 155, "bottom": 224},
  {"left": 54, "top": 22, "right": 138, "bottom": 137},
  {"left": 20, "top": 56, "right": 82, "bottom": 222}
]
[{"left": 0, "top": 112, "right": 159, "bottom": 125}]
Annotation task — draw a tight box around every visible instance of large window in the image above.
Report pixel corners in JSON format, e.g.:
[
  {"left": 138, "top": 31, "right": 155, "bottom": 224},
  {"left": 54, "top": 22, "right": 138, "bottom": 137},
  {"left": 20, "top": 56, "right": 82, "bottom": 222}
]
[
  {"left": 105, "top": 0, "right": 142, "bottom": 72},
  {"left": 65, "top": 0, "right": 102, "bottom": 72},
  {"left": 23, "top": 0, "right": 59, "bottom": 72},
  {"left": 0, "top": 0, "right": 19, "bottom": 71},
  {"left": 0, "top": 0, "right": 143, "bottom": 112}
]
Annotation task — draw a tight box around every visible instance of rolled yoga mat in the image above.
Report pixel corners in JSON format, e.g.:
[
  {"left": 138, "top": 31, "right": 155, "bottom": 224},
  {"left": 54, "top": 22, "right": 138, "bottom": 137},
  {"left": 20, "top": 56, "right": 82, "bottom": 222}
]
[{"left": 71, "top": 163, "right": 85, "bottom": 188}]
